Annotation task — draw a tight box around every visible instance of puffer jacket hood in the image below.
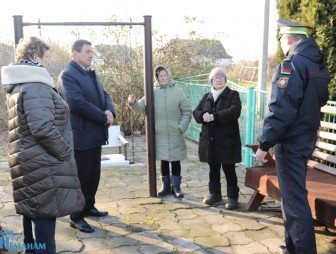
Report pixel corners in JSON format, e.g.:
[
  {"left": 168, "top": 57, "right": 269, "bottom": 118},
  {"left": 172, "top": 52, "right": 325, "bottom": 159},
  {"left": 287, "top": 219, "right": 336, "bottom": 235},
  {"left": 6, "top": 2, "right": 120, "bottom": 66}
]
[
  {"left": 2, "top": 64, "right": 55, "bottom": 93},
  {"left": 287, "top": 38, "right": 327, "bottom": 68},
  {"left": 153, "top": 65, "right": 175, "bottom": 88}
]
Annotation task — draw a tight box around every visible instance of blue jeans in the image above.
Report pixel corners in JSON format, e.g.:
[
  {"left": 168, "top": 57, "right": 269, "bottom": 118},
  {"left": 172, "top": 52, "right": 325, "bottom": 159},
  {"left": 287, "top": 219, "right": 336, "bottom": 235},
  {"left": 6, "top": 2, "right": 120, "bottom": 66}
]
[
  {"left": 274, "top": 137, "right": 317, "bottom": 254},
  {"left": 22, "top": 216, "right": 56, "bottom": 254}
]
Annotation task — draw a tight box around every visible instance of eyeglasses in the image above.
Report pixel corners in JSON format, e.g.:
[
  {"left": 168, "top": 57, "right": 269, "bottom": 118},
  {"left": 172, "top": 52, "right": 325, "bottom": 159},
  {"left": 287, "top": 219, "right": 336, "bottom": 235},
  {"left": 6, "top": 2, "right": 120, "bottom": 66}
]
[{"left": 212, "top": 75, "right": 225, "bottom": 81}]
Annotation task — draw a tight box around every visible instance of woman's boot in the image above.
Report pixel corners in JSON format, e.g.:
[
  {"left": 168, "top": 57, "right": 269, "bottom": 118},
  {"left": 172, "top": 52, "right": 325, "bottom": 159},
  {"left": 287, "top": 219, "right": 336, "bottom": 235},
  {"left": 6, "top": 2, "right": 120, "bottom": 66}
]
[
  {"left": 225, "top": 186, "right": 239, "bottom": 210},
  {"left": 158, "top": 175, "right": 171, "bottom": 196},
  {"left": 171, "top": 175, "right": 184, "bottom": 198},
  {"left": 203, "top": 182, "right": 222, "bottom": 206}
]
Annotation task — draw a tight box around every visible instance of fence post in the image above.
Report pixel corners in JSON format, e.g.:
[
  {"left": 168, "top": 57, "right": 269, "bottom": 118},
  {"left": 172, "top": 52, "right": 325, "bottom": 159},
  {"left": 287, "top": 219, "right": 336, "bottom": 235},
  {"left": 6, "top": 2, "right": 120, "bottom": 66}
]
[{"left": 244, "top": 87, "right": 256, "bottom": 167}]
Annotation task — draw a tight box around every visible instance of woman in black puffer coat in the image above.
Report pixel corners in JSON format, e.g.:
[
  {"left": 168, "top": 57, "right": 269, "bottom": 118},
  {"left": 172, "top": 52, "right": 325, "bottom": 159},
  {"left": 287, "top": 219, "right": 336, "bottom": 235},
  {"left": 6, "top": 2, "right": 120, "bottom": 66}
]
[{"left": 1, "top": 37, "right": 84, "bottom": 254}]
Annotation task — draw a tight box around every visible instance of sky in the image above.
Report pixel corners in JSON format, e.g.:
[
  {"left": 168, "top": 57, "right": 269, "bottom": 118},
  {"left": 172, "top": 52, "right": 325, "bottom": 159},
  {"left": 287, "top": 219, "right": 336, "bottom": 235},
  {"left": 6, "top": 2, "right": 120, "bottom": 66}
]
[{"left": 1, "top": 0, "right": 279, "bottom": 61}]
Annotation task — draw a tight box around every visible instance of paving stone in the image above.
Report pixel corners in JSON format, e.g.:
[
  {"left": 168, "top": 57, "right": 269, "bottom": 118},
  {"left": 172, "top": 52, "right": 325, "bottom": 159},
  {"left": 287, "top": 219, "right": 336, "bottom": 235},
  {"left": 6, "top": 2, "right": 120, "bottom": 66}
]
[
  {"left": 212, "top": 222, "right": 242, "bottom": 234},
  {"left": 232, "top": 241, "right": 270, "bottom": 254},
  {"left": 260, "top": 238, "right": 284, "bottom": 253},
  {"left": 245, "top": 228, "right": 281, "bottom": 243},
  {"left": 161, "top": 228, "right": 190, "bottom": 239},
  {"left": 225, "top": 231, "right": 253, "bottom": 245},
  {"left": 194, "top": 235, "right": 230, "bottom": 248},
  {"left": 138, "top": 242, "right": 175, "bottom": 254},
  {"left": 168, "top": 237, "right": 202, "bottom": 252},
  {"left": 113, "top": 245, "right": 141, "bottom": 254},
  {"left": 56, "top": 238, "right": 83, "bottom": 253}
]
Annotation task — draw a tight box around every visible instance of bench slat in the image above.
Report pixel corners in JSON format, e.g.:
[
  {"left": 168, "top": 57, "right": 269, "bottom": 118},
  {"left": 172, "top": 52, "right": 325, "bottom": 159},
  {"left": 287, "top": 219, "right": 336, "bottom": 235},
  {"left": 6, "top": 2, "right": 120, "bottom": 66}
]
[
  {"left": 312, "top": 150, "right": 336, "bottom": 164},
  {"left": 320, "top": 121, "right": 336, "bottom": 130},
  {"left": 318, "top": 130, "right": 336, "bottom": 142},
  {"left": 308, "top": 160, "right": 336, "bottom": 176},
  {"left": 321, "top": 105, "right": 336, "bottom": 115},
  {"left": 315, "top": 141, "right": 336, "bottom": 152}
]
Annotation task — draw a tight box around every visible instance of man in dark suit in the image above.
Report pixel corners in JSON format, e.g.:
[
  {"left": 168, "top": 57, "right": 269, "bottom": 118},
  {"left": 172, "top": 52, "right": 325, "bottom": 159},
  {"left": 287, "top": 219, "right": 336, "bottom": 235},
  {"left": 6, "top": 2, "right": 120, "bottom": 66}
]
[{"left": 58, "top": 39, "right": 115, "bottom": 233}]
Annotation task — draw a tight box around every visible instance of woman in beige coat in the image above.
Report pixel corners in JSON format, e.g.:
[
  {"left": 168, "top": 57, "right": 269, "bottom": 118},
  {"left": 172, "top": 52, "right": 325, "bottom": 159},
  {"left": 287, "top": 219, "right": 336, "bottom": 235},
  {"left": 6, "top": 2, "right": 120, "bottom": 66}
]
[{"left": 128, "top": 66, "right": 192, "bottom": 198}]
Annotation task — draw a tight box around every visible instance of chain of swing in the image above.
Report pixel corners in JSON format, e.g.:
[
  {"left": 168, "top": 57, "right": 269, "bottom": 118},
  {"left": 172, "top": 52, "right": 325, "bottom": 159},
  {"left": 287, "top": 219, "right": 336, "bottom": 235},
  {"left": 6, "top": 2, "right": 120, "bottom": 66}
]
[{"left": 37, "top": 19, "right": 136, "bottom": 164}]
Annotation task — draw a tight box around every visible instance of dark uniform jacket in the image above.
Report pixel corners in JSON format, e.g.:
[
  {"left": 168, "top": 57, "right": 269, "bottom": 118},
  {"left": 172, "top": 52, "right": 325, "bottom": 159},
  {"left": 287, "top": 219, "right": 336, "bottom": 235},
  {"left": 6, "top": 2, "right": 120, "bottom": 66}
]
[
  {"left": 58, "top": 60, "right": 115, "bottom": 150},
  {"left": 193, "top": 87, "right": 242, "bottom": 164},
  {"left": 259, "top": 38, "right": 330, "bottom": 152},
  {"left": 1, "top": 63, "right": 85, "bottom": 218}
]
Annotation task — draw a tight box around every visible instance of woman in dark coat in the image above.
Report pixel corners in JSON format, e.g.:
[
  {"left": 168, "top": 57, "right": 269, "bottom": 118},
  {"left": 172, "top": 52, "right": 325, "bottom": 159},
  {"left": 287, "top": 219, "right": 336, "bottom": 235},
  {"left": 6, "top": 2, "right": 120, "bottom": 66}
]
[
  {"left": 1, "top": 37, "right": 84, "bottom": 253},
  {"left": 193, "top": 67, "right": 242, "bottom": 209}
]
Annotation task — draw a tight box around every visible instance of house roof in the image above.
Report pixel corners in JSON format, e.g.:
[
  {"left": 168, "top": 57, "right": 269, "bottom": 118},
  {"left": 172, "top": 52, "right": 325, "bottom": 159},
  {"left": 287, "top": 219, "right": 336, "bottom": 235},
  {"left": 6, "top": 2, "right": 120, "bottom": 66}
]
[{"left": 168, "top": 39, "right": 232, "bottom": 59}]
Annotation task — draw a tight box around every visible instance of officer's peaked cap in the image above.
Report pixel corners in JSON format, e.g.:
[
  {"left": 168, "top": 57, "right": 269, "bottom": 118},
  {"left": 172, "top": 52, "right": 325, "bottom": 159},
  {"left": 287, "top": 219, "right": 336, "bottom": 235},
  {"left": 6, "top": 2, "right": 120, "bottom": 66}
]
[{"left": 277, "top": 19, "right": 312, "bottom": 37}]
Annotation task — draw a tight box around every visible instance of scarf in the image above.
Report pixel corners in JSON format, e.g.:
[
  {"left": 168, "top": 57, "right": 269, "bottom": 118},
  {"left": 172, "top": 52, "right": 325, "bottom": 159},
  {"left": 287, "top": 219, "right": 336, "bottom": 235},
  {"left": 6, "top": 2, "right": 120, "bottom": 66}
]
[
  {"left": 211, "top": 86, "right": 226, "bottom": 102},
  {"left": 19, "top": 59, "right": 44, "bottom": 68}
]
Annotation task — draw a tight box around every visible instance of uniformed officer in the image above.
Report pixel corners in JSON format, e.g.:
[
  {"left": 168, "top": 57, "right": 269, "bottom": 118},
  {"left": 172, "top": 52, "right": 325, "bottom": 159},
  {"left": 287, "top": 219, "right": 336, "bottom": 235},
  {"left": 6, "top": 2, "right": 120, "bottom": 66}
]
[{"left": 256, "top": 19, "right": 330, "bottom": 254}]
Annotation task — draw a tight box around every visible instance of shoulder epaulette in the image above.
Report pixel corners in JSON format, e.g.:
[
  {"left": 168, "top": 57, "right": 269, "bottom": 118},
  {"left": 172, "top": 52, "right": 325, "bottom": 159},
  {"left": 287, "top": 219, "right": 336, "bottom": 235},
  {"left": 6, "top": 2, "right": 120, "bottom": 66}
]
[{"left": 280, "top": 60, "right": 291, "bottom": 75}]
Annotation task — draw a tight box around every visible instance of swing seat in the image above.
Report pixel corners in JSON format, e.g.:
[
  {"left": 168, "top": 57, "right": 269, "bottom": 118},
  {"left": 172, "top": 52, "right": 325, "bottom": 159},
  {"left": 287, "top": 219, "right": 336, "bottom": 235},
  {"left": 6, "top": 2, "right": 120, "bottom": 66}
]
[{"left": 101, "top": 125, "right": 130, "bottom": 167}]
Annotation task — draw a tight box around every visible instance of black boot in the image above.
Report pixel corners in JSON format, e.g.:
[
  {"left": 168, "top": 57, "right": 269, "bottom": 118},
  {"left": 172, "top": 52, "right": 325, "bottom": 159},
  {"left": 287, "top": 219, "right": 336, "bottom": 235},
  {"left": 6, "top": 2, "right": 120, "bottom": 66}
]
[
  {"left": 225, "top": 186, "right": 239, "bottom": 210},
  {"left": 158, "top": 175, "right": 171, "bottom": 196},
  {"left": 171, "top": 175, "right": 184, "bottom": 198},
  {"left": 203, "top": 182, "right": 222, "bottom": 206}
]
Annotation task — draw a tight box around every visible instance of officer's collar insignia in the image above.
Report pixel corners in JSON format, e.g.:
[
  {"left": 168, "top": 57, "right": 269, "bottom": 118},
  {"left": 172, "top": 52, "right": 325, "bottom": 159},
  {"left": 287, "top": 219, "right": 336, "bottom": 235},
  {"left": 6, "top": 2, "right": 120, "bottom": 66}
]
[
  {"left": 280, "top": 68, "right": 291, "bottom": 75},
  {"left": 278, "top": 76, "right": 288, "bottom": 88}
]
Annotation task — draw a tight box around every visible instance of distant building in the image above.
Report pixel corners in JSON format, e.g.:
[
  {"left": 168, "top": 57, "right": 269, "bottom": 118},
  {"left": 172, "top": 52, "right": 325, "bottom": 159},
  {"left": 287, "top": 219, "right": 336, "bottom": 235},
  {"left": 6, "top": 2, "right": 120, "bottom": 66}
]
[
  {"left": 167, "top": 39, "right": 233, "bottom": 66},
  {"left": 93, "top": 44, "right": 131, "bottom": 69}
]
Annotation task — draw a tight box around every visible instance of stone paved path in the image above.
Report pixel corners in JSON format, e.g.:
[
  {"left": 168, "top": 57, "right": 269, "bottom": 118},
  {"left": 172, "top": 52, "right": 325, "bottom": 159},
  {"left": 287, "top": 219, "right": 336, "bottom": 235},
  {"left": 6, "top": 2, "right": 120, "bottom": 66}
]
[{"left": 0, "top": 135, "right": 335, "bottom": 253}]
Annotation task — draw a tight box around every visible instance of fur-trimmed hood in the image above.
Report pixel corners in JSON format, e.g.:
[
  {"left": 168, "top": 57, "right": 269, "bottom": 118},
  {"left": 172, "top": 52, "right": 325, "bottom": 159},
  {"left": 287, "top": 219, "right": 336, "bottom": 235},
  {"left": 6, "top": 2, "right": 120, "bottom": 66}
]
[{"left": 1, "top": 64, "right": 55, "bottom": 93}]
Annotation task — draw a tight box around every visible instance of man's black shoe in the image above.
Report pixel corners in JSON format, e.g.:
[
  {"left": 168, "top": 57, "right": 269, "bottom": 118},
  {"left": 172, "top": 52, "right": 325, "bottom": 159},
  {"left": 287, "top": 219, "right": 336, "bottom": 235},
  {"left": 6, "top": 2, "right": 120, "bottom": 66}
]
[
  {"left": 85, "top": 207, "right": 108, "bottom": 217},
  {"left": 279, "top": 245, "right": 288, "bottom": 254},
  {"left": 70, "top": 219, "right": 94, "bottom": 233}
]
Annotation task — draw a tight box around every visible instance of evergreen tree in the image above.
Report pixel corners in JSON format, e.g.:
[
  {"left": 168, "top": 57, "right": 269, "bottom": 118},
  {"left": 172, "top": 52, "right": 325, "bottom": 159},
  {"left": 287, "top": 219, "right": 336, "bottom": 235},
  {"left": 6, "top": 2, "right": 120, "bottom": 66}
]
[{"left": 276, "top": 0, "right": 336, "bottom": 99}]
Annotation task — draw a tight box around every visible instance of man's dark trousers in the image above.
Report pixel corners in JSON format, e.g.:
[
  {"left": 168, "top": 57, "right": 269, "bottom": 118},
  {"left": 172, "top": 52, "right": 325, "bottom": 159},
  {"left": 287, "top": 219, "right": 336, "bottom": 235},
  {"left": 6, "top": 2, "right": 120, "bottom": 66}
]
[
  {"left": 70, "top": 146, "right": 102, "bottom": 220},
  {"left": 274, "top": 135, "right": 317, "bottom": 254}
]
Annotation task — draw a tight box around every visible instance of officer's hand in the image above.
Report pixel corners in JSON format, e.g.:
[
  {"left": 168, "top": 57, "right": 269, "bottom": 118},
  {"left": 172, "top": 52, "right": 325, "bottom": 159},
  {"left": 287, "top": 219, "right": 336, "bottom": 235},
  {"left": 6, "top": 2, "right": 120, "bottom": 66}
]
[
  {"left": 256, "top": 148, "right": 268, "bottom": 163},
  {"left": 128, "top": 94, "right": 136, "bottom": 105}
]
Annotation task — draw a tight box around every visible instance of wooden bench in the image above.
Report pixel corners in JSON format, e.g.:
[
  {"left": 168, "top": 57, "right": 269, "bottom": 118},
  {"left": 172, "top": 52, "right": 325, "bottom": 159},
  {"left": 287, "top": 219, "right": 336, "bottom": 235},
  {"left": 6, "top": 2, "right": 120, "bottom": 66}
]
[{"left": 244, "top": 105, "right": 336, "bottom": 229}]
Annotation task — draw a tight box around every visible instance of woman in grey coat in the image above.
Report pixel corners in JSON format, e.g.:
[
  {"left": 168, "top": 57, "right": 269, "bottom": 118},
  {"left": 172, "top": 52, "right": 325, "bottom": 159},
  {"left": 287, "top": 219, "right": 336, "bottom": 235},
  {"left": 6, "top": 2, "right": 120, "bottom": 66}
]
[
  {"left": 128, "top": 66, "right": 192, "bottom": 198},
  {"left": 193, "top": 67, "right": 242, "bottom": 209},
  {"left": 1, "top": 37, "right": 84, "bottom": 254}
]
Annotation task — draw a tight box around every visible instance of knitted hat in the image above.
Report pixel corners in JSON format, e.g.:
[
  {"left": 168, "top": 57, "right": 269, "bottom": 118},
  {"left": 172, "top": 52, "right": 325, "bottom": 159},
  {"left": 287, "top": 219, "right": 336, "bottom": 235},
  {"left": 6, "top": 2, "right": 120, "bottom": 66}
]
[{"left": 209, "top": 67, "right": 227, "bottom": 84}]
